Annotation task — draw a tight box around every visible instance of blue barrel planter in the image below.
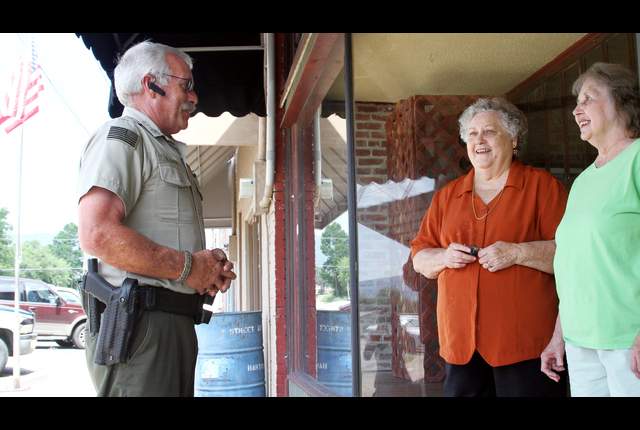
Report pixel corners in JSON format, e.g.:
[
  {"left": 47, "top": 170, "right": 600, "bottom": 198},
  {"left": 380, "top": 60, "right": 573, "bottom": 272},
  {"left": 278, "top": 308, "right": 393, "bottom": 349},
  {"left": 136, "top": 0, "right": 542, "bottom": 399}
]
[
  {"left": 195, "top": 311, "right": 266, "bottom": 397},
  {"left": 317, "top": 310, "right": 353, "bottom": 396}
]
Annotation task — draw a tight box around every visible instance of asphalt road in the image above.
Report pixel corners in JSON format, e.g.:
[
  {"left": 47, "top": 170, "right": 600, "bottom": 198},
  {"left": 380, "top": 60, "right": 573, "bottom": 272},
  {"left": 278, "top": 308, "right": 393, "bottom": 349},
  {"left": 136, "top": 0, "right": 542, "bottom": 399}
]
[{"left": 0, "top": 340, "right": 95, "bottom": 396}]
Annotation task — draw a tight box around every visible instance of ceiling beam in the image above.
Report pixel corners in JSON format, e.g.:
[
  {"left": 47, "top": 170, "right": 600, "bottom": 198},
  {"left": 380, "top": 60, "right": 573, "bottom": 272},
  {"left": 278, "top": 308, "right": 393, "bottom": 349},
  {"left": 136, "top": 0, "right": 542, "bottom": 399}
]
[
  {"left": 507, "top": 33, "right": 607, "bottom": 101},
  {"left": 280, "top": 33, "right": 345, "bottom": 128}
]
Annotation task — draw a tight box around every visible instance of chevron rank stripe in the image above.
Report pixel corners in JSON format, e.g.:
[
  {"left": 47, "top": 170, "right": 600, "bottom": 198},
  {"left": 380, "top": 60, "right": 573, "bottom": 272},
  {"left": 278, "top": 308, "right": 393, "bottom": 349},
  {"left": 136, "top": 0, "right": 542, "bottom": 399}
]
[{"left": 107, "top": 126, "right": 139, "bottom": 148}]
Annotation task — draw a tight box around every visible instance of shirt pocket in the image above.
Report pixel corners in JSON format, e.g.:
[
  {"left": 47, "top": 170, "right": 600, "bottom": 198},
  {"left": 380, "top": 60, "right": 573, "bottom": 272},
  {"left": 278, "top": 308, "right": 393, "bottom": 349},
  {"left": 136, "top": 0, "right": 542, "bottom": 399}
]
[
  {"left": 187, "top": 167, "right": 204, "bottom": 201},
  {"left": 157, "top": 162, "right": 196, "bottom": 223}
]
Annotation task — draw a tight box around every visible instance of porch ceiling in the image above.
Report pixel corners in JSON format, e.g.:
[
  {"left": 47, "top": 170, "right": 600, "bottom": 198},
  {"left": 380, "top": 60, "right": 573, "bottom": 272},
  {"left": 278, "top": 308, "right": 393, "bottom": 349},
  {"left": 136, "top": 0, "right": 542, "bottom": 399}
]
[
  {"left": 184, "top": 145, "right": 235, "bottom": 190},
  {"left": 177, "top": 113, "right": 260, "bottom": 189},
  {"left": 327, "top": 33, "right": 586, "bottom": 102}
]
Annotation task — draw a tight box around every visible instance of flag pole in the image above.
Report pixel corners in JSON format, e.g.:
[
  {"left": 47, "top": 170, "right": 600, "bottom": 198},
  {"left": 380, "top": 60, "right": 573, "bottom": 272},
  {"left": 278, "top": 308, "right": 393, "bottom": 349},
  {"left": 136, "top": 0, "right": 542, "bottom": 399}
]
[{"left": 12, "top": 124, "right": 24, "bottom": 390}]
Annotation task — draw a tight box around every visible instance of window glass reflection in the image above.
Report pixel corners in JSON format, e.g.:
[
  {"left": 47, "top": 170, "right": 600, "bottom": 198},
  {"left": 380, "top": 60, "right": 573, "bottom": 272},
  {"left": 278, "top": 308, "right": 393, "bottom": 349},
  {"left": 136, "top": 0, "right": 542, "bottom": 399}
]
[
  {"left": 355, "top": 98, "right": 465, "bottom": 396},
  {"left": 314, "top": 108, "right": 353, "bottom": 395}
]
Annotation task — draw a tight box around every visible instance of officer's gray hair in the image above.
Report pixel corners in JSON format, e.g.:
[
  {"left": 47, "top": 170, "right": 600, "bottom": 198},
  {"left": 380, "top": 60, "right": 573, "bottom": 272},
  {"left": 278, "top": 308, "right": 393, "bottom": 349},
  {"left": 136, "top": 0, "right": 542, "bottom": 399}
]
[
  {"left": 114, "top": 40, "right": 193, "bottom": 107},
  {"left": 458, "top": 97, "right": 528, "bottom": 145}
]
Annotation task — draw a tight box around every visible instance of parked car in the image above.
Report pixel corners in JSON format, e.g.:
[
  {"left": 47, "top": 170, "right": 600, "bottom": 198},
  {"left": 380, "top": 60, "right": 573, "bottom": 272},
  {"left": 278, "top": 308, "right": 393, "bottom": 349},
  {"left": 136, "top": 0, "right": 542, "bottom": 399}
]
[
  {"left": 53, "top": 286, "right": 82, "bottom": 305},
  {"left": 0, "top": 277, "right": 86, "bottom": 349},
  {"left": 0, "top": 304, "right": 37, "bottom": 374}
]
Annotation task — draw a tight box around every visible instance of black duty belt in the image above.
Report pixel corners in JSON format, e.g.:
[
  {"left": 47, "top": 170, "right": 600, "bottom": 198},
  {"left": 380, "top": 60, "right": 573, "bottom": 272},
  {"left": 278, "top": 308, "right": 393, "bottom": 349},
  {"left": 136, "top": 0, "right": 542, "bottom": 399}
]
[
  {"left": 82, "top": 261, "right": 215, "bottom": 366},
  {"left": 137, "top": 286, "right": 207, "bottom": 320}
]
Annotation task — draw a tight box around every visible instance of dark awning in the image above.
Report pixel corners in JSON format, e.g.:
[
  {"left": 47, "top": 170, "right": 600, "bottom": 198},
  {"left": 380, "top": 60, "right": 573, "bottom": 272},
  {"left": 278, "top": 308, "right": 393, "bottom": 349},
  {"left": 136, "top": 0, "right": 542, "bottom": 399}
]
[{"left": 76, "top": 33, "right": 265, "bottom": 118}]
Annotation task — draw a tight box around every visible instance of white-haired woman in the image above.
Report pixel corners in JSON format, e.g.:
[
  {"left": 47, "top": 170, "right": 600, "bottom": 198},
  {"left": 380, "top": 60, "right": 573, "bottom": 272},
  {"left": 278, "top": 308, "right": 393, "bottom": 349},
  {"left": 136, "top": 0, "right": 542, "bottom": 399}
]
[
  {"left": 411, "top": 97, "right": 568, "bottom": 397},
  {"left": 541, "top": 62, "right": 640, "bottom": 397}
]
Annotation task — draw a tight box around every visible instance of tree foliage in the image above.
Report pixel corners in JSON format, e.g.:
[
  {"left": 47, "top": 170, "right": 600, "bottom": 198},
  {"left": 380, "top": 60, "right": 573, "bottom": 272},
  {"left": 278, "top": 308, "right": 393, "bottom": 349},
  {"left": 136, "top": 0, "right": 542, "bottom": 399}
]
[
  {"left": 0, "top": 208, "right": 14, "bottom": 272},
  {"left": 319, "top": 222, "right": 350, "bottom": 297},
  {"left": 0, "top": 215, "right": 81, "bottom": 289},
  {"left": 20, "top": 240, "right": 75, "bottom": 288},
  {"left": 50, "top": 223, "right": 83, "bottom": 270}
]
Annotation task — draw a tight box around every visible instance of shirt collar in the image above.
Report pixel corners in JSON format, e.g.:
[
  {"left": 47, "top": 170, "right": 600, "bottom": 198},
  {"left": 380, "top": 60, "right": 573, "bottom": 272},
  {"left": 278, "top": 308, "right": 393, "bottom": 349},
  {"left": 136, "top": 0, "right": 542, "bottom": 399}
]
[
  {"left": 455, "top": 159, "right": 525, "bottom": 197},
  {"left": 122, "top": 106, "right": 188, "bottom": 155},
  {"left": 123, "top": 106, "right": 172, "bottom": 140}
]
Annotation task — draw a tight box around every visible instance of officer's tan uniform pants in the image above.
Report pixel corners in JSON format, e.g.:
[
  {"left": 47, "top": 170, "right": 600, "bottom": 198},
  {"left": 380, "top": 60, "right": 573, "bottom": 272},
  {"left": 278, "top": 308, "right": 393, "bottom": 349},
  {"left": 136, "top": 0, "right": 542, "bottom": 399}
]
[{"left": 85, "top": 311, "right": 198, "bottom": 397}]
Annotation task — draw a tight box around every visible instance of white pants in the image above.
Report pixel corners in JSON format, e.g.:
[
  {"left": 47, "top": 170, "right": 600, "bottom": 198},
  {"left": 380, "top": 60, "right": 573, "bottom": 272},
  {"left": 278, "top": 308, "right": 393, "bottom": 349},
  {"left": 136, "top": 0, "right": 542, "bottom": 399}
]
[{"left": 565, "top": 342, "right": 640, "bottom": 397}]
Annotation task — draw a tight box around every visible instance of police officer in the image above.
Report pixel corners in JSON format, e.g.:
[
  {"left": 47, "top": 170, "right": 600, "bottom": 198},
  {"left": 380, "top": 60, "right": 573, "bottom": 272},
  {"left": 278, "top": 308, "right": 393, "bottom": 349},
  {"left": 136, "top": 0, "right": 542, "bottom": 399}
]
[{"left": 77, "top": 41, "right": 236, "bottom": 396}]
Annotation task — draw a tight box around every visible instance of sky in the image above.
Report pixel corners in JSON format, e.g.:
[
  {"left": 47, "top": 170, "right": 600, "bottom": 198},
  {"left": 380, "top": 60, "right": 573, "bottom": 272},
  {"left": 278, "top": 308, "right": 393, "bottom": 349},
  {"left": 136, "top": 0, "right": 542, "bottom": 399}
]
[{"left": 0, "top": 33, "right": 111, "bottom": 243}]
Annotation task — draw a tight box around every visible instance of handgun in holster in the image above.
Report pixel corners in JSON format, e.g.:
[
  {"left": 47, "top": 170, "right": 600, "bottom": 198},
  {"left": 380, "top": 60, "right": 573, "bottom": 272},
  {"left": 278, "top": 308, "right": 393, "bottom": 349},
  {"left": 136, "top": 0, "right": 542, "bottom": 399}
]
[{"left": 81, "top": 258, "right": 140, "bottom": 366}]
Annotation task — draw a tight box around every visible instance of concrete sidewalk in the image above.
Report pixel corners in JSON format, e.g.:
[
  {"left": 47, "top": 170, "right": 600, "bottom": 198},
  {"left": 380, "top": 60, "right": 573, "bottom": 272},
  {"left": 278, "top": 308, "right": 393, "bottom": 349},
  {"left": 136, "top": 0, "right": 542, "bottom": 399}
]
[{"left": 0, "top": 341, "right": 95, "bottom": 397}]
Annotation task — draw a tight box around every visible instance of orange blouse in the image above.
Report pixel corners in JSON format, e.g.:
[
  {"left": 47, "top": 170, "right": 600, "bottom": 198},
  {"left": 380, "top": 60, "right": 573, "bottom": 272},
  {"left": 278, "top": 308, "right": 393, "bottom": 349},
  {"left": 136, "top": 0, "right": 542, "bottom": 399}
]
[{"left": 410, "top": 160, "right": 568, "bottom": 366}]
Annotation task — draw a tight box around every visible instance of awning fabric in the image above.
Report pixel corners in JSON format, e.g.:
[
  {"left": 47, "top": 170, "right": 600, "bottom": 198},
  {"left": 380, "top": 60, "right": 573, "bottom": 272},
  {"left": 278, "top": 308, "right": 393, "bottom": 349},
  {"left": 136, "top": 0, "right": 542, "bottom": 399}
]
[{"left": 76, "top": 33, "right": 266, "bottom": 118}]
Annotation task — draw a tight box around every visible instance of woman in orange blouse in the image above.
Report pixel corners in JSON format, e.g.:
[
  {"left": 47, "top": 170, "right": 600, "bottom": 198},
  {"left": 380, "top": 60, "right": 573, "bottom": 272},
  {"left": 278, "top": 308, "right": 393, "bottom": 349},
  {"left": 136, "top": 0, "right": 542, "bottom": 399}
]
[{"left": 411, "top": 97, "right": 568, "bottom": 397}]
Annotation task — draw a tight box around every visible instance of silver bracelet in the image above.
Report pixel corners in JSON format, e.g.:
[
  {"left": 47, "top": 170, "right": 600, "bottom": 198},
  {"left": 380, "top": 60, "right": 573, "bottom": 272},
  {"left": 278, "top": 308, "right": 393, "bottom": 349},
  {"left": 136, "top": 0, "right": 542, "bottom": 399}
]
[{"left": 176, "top": 250, "right": 192, "bottom": 283}]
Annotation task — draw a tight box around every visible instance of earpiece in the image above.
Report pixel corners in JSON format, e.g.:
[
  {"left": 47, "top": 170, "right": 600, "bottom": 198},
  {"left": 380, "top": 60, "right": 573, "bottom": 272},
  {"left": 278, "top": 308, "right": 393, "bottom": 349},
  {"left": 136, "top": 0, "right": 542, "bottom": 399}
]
[{"left": 148, "top": 81, "right": 166, "bottom": 97}]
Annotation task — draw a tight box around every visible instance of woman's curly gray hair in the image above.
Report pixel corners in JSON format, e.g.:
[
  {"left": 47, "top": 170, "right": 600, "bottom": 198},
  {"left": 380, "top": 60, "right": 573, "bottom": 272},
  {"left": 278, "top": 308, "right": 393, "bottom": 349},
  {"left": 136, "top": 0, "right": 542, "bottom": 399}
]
[
  {"left": 114, "top": 40, "right": 193, "bottom": 107},
  {"left": 572, "top": 62, "right": 640, "bottom": 138},
  {"left": 458, "top": 97, "right": 528, "bottom": 146}
]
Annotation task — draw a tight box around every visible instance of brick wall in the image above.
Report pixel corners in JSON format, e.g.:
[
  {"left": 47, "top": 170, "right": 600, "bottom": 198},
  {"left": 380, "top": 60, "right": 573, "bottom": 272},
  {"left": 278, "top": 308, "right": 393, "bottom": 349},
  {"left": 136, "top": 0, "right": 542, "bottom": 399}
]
[
  {"left": 274, "top": 33, "right": 288, "bottom": 397},
  {"left": 355, "top": 102, "right": 394, "bottom": 186},
  {"left": 355, "top": 102, "right": 394, "bottom": 236},
  {"left": 273, "top": 186, "right": 287, "bottom": 396}
]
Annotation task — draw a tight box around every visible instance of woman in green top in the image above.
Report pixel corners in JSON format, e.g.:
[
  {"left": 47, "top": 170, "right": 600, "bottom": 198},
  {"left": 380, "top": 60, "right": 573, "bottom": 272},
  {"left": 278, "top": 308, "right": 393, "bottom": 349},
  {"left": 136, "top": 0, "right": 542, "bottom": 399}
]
[{"left": 540, "top": 62, "right": 640, "bottom": 396}]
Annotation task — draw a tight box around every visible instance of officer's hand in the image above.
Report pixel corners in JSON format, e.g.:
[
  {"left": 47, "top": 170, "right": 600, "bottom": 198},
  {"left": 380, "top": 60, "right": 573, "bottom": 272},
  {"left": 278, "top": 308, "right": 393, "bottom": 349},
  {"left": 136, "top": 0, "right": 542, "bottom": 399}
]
[
  {"left": 186, "top": 248, "right": 229, "bottom": 294},
  {"left": 212, "top": 259, "right": 236, "bottom": 294}
]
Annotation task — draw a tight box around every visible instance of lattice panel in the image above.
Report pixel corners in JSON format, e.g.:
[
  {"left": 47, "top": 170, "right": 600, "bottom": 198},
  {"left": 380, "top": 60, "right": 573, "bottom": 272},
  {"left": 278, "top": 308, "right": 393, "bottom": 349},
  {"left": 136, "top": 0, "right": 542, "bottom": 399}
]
[
  {"left": 386, "top": 95, "right": 479, "bottom": 181},
  {"left": 386, "top": 98, "right": 417, "bottom": 181}
]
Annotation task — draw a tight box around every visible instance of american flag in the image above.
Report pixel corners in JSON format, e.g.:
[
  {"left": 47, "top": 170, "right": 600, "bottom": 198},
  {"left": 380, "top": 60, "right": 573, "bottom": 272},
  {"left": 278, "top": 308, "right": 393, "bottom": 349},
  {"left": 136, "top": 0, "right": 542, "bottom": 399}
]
[{"left": 0, "top": 39, "right": 45, "bottom": 135}]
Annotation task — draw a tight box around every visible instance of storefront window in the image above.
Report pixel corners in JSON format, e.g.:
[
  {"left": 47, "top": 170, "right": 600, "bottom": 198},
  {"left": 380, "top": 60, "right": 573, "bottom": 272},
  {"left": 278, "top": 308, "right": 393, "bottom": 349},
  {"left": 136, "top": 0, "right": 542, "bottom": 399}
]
[
  {"left": 349, "top": 33, "right": 637, "bottom": 397},
  {"left": 288, "top": 32, "right": 636, "bottom": 397},
  {"left": 283, "top": 34, "right": 353, "bottom": 396}
]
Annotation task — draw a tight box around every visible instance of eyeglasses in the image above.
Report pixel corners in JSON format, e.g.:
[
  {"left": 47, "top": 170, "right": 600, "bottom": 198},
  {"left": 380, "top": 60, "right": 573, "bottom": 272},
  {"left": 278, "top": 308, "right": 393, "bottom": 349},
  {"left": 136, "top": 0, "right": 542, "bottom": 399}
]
[{"left": 162, "top": 73, "right": 195, "bottom": 92}]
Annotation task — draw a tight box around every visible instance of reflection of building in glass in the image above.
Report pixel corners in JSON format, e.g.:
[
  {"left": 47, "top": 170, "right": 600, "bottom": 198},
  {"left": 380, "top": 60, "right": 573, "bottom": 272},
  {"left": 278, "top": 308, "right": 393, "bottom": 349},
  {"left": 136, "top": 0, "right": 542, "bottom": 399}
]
[
  {"left": 357, "top": 220, "right": 422, "bottom": 395},
  {"left": 357, "top": 95, "right": 481, "bottom": 395}
]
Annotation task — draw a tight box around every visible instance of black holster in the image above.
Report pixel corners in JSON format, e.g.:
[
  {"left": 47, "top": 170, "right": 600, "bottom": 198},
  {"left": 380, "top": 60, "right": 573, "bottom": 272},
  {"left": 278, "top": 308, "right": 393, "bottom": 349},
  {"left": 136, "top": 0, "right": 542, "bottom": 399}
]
[
  {"left": 80, "top": 258, "right": 215, "bottom": 366},
  {"left": 81, "top": 259, "right": 140, "bottom": 366}
]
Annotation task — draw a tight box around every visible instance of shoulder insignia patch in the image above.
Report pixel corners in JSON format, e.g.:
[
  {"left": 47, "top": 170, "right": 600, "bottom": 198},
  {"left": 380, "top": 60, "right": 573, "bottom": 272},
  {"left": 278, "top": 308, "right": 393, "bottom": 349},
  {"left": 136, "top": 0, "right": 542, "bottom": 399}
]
[{"left": 107, "top": 126, "right": 139, "bottom": 149}]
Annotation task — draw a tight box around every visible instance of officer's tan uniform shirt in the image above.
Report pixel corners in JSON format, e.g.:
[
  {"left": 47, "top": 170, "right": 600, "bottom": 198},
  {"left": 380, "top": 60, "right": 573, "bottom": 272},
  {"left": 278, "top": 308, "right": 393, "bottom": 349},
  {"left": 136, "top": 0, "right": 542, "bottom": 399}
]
[{"left": 78, "top": 107, "right": 205, "bottom": 294}]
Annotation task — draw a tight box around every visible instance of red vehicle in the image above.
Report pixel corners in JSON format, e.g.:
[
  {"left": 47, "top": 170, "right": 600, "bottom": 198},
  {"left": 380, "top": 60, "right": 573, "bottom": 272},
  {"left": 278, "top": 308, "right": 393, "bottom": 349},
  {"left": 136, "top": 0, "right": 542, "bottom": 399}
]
[{"left": 0, "top": 276, "right": 86, "bottom": 349}]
